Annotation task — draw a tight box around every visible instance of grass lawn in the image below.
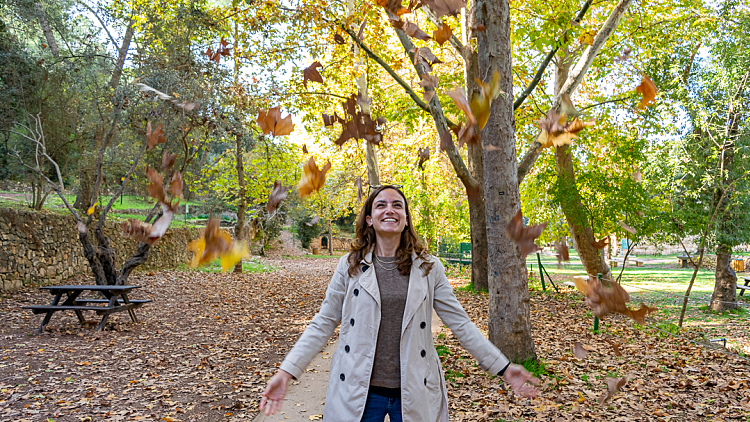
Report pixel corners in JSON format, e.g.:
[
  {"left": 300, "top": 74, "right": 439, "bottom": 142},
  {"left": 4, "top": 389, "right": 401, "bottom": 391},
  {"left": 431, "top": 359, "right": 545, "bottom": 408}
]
[
  {"left": 175, "top": 258, "right": 277, "bottom": 273},
  {"left": 0, "top": 192, "right": 200, "bottom": 211}
]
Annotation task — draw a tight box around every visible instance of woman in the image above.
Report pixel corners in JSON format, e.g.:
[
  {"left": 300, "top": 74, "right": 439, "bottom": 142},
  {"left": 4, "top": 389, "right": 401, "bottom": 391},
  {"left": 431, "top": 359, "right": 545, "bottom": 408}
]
[{"left": 260, "top": 186, "right": 538, "bottom": 422}]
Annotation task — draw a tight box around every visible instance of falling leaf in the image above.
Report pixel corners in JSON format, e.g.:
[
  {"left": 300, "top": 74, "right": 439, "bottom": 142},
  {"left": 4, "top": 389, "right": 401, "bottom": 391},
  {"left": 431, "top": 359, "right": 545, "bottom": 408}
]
[
  {"left": 322, "top": 112, "right": 343, "bottom": 127},
  {"left": 421, "top": 0, "right": 467, "bottom": 18},
  {"left": 146, "top": 166, "right": 166, "bottom": 204},
  {"left": 307, "top": 216, "right": 320, "bottom": 226},
  {"left": 482, "top": 144, "right": 501, "bottom": 151},
  {"left": 472, "top": 23, "right": 486, "bottom": 32},
  {"left": 376, "top": 0, "right": 409, "bottom": 14},
  {"left": 573, "top": 276, "right": 657, "bottom": 323},
  {"left": 618, "top": 220, "right": 637, "bottom": 235},
  {"left": 419, "top": 73, "right": 439, "bottom": 102},
  {"left": 536, "top": 110, "right": 594, "bottom": 148},
  {"left": 357, "top": 20, "right": 367, "bottom": 40},
  {"left": 505, "top": 210, "right": 547, "bottom": 257},
  {"left": 572, "top": 342, "right": 588, "bottom": 359},
  {"left": 87, "top": 202, "right": 98, "bottom": 216},
  {"left": 162, "top": 150, "right": 176, "bottom": 172},
  {"left": 632, "top": 167, "right": 642, "bottom": 182},
  {"left": 120, "top": 204, "right": 174, "bottom": 244},
  {"left": 302, "top": 144, "right": 309, "bottom": 154},
  {"left": 333, "top": 34, "right": 345, "bottom": 45},
  {"left": 355, "top": 176, "right": 364, "bottom": 203},
  {"left": 591, "top": 236, "right": 609, "bottom": 249},
  {"left": 170, "top": 172, "right": 183, "bottom": 201},
  {"left": 614, "top": 48, "right": 631, "bottom": 63},
  {"left": 303, "top": 62, "right": 324, "bottom": 89},
  {"left": 146, "top": 121, "right": 166, "bottom": 151},
  {"left": 604, "top": 338, "right": 623, "bottom": 356},
  {"left": 600, "top": 376, "right": 630, "bottom": 404},
  {"left": 257, "top": 107, "right": 295, "bottom": 137},
  {"left": 266, "top": 181, "right": 289, "bottom": 214},
  {"left": 220, "top": 242, "right": 248, "bottom": 272},
  {"left": 470, "top": 70, "right": 504, "bottom": 130},
  {"left": 579, "top": 29, "right": 597, "bottom": 45},
  {"left": 395, "top": 19, "right": 431, "bottom": 41},
  {"left": 298, "top": 157, "right": 331, "bottom": 199},
  {"left": 417, "top": 146, "right": 430, "bottom": 170},
  {"left": 76, "top": 221, "right": 87, "bottom": 233},
  {"left": 432, "top": 21, "right": 453, "bottom": 45},
  {"left": 439, "top": 130, "right": 453, "bottom": 151},
  {"left": 330, "top": 94, "right": 386, "bottom": 146},
  {"left": 447, "top": 86, "right": 477, "bottom": 147},
  {"left": 413, "top": 46, "right": 443, "bottom": 68},
  {"left": 135, "top": 83, "right": 197, "bottom": 111},
  {"left": 559, "top": 93, "right": 580, "bottom": 117},
  {"left": 188, "top": 217, "right": 245, "bottom": 272},
  {"left": 556, "top": 242, "right": 570, "bottom": 262},
  {"left": 636, "top": 74, "right": 658, "bottom": 109}
]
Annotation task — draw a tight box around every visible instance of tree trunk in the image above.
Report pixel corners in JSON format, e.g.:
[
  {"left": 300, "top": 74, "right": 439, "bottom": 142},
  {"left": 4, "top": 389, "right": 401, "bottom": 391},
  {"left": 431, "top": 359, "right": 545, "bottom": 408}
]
[
  {"left": 35, "top": 1, "right": 59, "bottom": 58},
  {"left": 73, "top": 170, "right": 94, "bottom": 211},
  {"left": 477, "top": 0, "right": 535, "bottom": 362},
  {"left": 234, "top": 135, "right": 246, "bottom": 273},
  {"left": 711, "top": 245, "right": 737, "bottom": 312},
  {"left": 109, "top": 21, "right": 134, "bottom": 89}
]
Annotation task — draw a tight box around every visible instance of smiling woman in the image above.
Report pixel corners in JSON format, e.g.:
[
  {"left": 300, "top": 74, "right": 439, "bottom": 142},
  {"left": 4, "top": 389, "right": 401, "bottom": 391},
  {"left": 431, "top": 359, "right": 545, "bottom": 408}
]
[{"left": 259, "top": 185, "right": 539, "bottom": 422}]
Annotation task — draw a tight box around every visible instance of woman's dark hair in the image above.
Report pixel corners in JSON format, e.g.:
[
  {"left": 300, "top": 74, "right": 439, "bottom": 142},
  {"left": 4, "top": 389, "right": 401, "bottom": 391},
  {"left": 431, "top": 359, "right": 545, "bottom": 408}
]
[{"left": 347, "top": 185, "right": 433, "bottom": 277}]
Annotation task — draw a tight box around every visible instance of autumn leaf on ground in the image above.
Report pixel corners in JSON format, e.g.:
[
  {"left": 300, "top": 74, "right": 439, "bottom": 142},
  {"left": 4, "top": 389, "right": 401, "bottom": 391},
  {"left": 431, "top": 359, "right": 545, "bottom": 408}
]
[
  {"left": 257, "top": 107, "right": 295, "bottom": 137},
  {"left": 307, "top": 216, "right": 320, "bottom": 226},
  {"left": 572, "top": 341, "right": 588, "bottom": 359},
  {"left": 376, "top": 0, "right": 409, "bottom": 15},
  {"left": 266, "top": 181, "right": 289, "bottom": 214},
  {"left": 162, "top": 150, "right": 176, "bottom": 172},
  {"left": 419, "top": 73, "right": 439, "bottom": 103},
  {"left": 447, "top": 86, "right": 477, "bottom": 147},
  {"left": 573, "top": 276, "right": 657, "bottom": 323},
  {"left": 303, "top": 61, "right": 324, "bottom": 88},
  {"left": 422, "top": 0, "right": 467, "bottom": 18},
  {"left": 599, "top": 376, "right": 630, "bottom": 404},
  {"left": 591, "top": 236, "right": 609, "bottom": 249},
  {"left": 146, "top": 121, "right": 166, "bottom": 151},
  {"left": 355, "top": 176, "right": 364, "bottom": 203},
  {"left": 393, "top": 19, "right": 431, "bottom": 41},
  {"left": 505, "top": 210, "right": 547, "bottom": 257},
  {"left": 416, "top": 146, "right": 430, "bottom": 170},
  {"left": 636, "top": 74, "right": 658, "bottom": 109},
  {"left": 298, "top": 157, "right": 331, "bottom": 199},
  {"left": 432, "top": 21, "right": 453, "bottom": 45},
  {"left": 470, "top": 70, "right": 504, "bottom": 130},
  {"left": 188, "top": 217, "right": 246, "bottom": 272},
  {"left": 618, "top": 220, "right": 637, "bottom": 234}
]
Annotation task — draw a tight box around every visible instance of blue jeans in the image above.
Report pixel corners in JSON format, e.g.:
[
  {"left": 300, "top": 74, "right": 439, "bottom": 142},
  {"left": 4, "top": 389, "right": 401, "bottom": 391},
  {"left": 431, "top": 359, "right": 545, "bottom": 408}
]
[{"left": 360, "top": 391, "right": 403, "bottom": 422}]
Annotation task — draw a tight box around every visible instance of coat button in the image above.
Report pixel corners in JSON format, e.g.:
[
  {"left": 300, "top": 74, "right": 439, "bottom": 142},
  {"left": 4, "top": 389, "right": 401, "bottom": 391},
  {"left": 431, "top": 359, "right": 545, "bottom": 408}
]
[
  {"left": 353, "top": 289, "right": 359, "bottom": 296},
  {"left": 340, "top": 373, "right": 345, "bottom": 381},
  {"left": 345, "top": 345, "right": 350, "bottom": 353},
  {"left": 350, "top": 318, "right": 355, "bottom": 326},
  {"left": 420, "top": 321, "right": 426, "bottom": 329},
  {"left": 424, "top": 378, "right": 427, "bottom": 386},
  {"left": 421, "top": 350, "right": 426, "bottom": 358},
  {"left": 362, "top": 265, "right": 369, "bottom": 272}
]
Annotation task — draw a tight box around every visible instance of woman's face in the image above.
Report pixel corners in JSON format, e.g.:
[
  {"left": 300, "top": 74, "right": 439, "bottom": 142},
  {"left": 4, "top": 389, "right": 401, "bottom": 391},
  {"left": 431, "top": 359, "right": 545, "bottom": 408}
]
[{"left": 366, "top": 188, "right": 408, "bottom": 236}]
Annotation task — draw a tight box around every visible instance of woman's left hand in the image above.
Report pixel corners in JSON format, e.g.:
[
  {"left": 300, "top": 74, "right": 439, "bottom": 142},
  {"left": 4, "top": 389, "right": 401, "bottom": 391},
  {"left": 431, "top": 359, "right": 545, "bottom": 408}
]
[{"left": 502, "top": 364, "right": 540, "bottom": 398}]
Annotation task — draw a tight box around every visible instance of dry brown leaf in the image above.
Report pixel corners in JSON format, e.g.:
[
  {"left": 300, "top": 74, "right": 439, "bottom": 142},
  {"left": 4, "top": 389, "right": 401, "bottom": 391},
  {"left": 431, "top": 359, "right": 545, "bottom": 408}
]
[
  {"left": 618, "top": 220, "right": 637, "bottom": 234},
  {"left": 302, "top": 144, "right": 309, "bottom": 154},
  {"left": 170, "top": 172, "right": 183, "bottom": 202},
  {"left": 591, "top": 236, "right": 609, "bottom": 249},
  {"left": 257, "top": 107, "right": 295, "bottom": 137},
  {"left": 603, "top": 338, "right": 623, "bottom": 356},
  {"left": 266, "top": 181, "right": 289, "bottom": 214},
  {"left": 419, "top": 73, "right": 439, "bottom": 103},
  {"left": 333, "top": 33, "right": 345, "bottom": 45},
  {"left": 536, "top": 110, "right": 594, "bottom": 148},
  {"left": 146, "top": 121, "right": 166, "bottom": 151},
  {"left": 432, "top": 21, "right": 453, "bottom": 45},
  {"left": 472, "top": 23, "right": 486, "bottom": 33},
  {"left": 421, "top": 0, "right": 467, "bottom": 18},
  {"left": 162, "top": 150, "right": 176, "bottom": 172},
  {"left": 298, "top": 157, "right": 331, "bottom": 199},
  {"left": 355, "top": 176, "right": 364, "bottom": 203},
  {"left": 146, "top": 166, "right": 166, "bottom": 204},
  {"left": 556, "top": 242, "right": 570, "bottom": 262},
  {"left": 470, "top": 70, "right": 503, "bottom": 130},
  {"left": 120, "top": 204, "right": 174, "bottom": 244},
  {"left": 505, "top": 210, "right": 547, "bottom": 257},
  {"left": 401, "top": 19, "right": 431, "bottom": 41},
  {"left": 417, "top": 146, "right": 430, "bottom": 170},
  {"left": 439, "top": 130, "right": 453, "bottom": 151},
  {"left": 559, "top": 93, "right": 580, "bottom": 117},
  {"left": 447, "top": 87, "right": 476, "bottom": 125},
  {"left": 376, "top": 0, "right": 409, "bottom": 14},
  {"left": 599, "top": 376, "right": 630, "bottom": 404},
  {"left": 572, "top": 342, "right": 588, "bottom": 359},
  {"left": 636, "top": 74, "right": 658, "bottom": 109},
  {"left": 330, "top": 94, "right": 386, "bottom": 146},
  {"left": 303, "top": 61, "right": 324, "bottom": 88},
  {"left": 573, "top": 276, "right": 657, "bottom": 323}
]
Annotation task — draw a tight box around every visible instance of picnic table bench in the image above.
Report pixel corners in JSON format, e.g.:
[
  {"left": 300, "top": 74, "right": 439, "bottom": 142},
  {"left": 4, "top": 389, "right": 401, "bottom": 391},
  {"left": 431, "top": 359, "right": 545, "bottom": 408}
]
[
  {"left": 23, "top": 285, "right": 151, "bottom": 333},
  {"left": 738, "top": 278, "right": 750, "bottom": 297},
  {"left": 609, "top": 257, "right": 644, "bottom": 267},
  {"left": 677, "top": 255, "right": 692, "bottom": 268}
]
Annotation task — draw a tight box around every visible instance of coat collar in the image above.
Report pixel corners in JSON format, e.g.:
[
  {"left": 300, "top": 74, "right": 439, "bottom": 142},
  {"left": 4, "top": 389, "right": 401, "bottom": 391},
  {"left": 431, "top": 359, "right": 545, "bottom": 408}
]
[{"left": 358, "top": 248, "right": 428, "bottom": 336}]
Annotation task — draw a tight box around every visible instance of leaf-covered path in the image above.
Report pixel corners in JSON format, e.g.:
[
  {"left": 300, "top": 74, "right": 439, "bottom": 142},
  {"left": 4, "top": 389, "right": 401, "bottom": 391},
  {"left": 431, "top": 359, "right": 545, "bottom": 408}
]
[{"left": 1, "top": 257, "right": 749, "bottom": 421}]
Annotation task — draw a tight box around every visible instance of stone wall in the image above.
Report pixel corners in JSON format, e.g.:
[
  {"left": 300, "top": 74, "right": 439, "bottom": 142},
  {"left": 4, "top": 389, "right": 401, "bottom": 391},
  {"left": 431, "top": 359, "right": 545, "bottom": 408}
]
[
  {"left": 0, "top": 208, "right": 201, "bottom": 291},
  {"left": 310, "top": 236, "right": 351, "bottom": 251}
]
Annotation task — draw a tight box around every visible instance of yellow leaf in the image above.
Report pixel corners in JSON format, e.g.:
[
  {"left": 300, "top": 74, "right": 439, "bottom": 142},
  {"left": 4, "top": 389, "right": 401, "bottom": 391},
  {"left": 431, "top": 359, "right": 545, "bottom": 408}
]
[
  {"left": 577, "top": 391, "right": 586, "bottom": 402},
  {"left": 87, "top": 203, "right": 98, "bottom": 215},
  {"left": 220, "top": 242, "right": 247, "bottom": 272}
]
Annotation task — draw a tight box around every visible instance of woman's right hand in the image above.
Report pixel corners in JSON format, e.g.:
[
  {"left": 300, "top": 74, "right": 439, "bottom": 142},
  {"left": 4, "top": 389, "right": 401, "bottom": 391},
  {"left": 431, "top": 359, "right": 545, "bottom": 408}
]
[{"left": 260, "top": 369, "right": 293, "bottom": 415}]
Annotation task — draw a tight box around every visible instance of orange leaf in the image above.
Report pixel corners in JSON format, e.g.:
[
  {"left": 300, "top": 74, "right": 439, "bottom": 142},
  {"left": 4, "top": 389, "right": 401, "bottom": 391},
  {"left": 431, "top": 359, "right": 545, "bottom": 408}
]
[
  {"left": 573, "top": 275, "right": 657, "bottom": 323},
  {"left": 636, "top": 74, "right": 658, "bottom": 109},
  {"left": 591, "top": 236, "right": 609, "bottom": 249},
  {"left": 422, "top": 0, "right": 467, "bottom": 19},
  {"left": 146, "top": 121, "right": 166, "bottom": 151},
  {"left": 432, "top": 21, "right": 453, "bottom": 46},
  {"left": 298, "top": 157, "right": 331, "bottom": 199},
  {"left": 302, "top": 61, "right": 324, "bottom": 88},
  {"left": 418, "top": 74, "right": 439, "bottom": 103}
]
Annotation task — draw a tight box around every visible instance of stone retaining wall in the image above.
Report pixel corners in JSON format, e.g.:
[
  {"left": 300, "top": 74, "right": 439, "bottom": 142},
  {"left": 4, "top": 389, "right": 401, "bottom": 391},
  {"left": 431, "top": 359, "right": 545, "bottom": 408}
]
[
  {"left": 0, "top": 208, "right": 201, "bottom": 291},
  {"left": 311, "top": 236, "right": 351, "bottom": 251}
]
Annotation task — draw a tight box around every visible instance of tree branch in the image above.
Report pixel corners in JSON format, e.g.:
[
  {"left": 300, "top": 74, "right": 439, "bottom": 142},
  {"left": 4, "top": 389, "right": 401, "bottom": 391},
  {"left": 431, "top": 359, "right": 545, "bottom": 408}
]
[{"left": 97, "top": 141, "right": 148, "bottom": 230}]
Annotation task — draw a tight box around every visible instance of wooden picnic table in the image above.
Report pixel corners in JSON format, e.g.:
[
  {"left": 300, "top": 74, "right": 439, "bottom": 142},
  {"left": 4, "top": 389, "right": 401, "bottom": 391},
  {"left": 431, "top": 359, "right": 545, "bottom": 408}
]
[
  {"left": 23, "top": 285, "right": 151, "bottom": 333},
  {"left": 738, "top": 278, "right": 750, "bottom": 297}
]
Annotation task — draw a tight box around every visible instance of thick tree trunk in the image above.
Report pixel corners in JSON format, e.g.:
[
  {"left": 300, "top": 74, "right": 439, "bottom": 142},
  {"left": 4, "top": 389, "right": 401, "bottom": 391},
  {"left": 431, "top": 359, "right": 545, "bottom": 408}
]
[
  {"left": 711, "top": 245, "right": 737, "bottom": 312},
  {"left": 467, "top": 183, "right": 488, "bottom": 291},
  {"left": 477, "top": 0, "right": 535, "bottom": 362},
  {"left": 74, "top": 171, "right": 94, "bottom": 211},
  {"left": 234, "top": 134, "right": 246, "bottom": 273}
]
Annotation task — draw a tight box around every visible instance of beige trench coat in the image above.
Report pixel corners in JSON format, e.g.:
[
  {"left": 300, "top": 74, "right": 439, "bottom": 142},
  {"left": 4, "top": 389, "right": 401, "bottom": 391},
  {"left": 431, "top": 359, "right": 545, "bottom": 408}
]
[{"left": 279, "top": 251, "right": 510, "bottom": 422}]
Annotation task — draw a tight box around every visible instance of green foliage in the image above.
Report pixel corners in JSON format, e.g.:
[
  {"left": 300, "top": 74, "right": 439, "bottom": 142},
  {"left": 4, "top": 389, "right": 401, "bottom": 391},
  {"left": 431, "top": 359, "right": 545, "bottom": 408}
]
[
  {"left": 520, "top": 357, "right": 550, "bottom": 378},
  {"left": 296, "top": 214, "right": 323, "bottom": 249}
]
